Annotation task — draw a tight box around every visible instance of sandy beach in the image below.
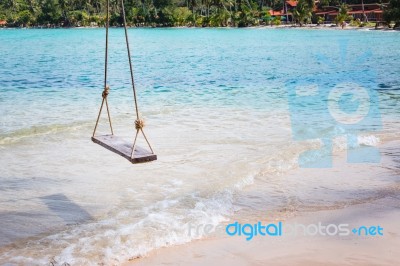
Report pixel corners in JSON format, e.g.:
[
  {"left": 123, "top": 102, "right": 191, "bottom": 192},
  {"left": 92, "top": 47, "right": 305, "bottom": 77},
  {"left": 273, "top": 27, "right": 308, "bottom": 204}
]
[
  {"left": 1, "top": 28, "right": 399, "bottom": 265},
  {"left": 128, "top": 141, "right": 400, "bottom": 266},
  {"left": 129, "top": 197, "right": 400, "bottom": 266}
]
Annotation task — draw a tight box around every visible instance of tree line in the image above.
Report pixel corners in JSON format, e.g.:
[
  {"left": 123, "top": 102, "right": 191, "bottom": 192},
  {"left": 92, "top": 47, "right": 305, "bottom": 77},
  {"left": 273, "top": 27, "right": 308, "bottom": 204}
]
[{"left": 0, "top": 0, "right": 399, "bottom": 28}]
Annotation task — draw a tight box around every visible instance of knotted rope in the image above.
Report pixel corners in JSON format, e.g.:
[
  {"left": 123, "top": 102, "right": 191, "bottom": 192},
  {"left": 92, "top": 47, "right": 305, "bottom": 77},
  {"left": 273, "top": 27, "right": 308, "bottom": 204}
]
[
  {"left": 135, "top": 119, "right": 145, "bottom": 130},
  {"left": 92, "top": 0, "right": 113, "bottom": 137},
  {"left": 102, "top": 86, "right": 110, "bottom": 98},
  {"left": 93, "top": 0, "right": 155, "bottom": 159}
]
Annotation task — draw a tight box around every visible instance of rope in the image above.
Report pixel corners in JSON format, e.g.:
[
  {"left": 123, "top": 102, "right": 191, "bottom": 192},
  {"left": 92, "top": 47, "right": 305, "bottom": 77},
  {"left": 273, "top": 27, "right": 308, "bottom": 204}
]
[
  {"left": 93, "top": 0, "right": 155, "bottom": 159},
  {"left": 135, "top": 119, "right": 145, "bottom": 130},
  {"left": 121, "top": 0, "right": 155, "bottom": 157},
  {"left": 92, "top": 0, "right": 113, "bottom": 137},
  {"left": 121, "top": 0, "right": 140, "bottom": 121},
  {"left": 102, "top": 86, "right": 110, "bottom": 98},
  {"left": 104, "top": 0, "right": 109, "bottom": 93}
]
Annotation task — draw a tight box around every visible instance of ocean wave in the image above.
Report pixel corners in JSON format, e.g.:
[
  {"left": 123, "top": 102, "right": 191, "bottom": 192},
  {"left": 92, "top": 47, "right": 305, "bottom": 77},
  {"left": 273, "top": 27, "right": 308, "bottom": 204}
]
[
  {"left": 0, "top": 123, "right": 88, "bottom": 145},
  {"left": 0, "top": 173, "right": 256, "bottom": 265}
]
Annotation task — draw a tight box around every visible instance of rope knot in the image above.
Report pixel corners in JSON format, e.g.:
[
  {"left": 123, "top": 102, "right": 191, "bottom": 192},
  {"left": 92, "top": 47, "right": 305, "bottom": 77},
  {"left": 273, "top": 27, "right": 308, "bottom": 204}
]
[
  {"left": 102, "top": 86, "right": 110, "bottom": 98},
  {"left": 135, "top": 119, "right": 145, "bottom": 130}
]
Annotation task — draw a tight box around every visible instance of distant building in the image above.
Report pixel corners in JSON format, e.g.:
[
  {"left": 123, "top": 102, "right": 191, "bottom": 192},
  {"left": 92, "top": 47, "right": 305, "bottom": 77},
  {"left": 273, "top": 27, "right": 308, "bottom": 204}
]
[
  {"left": 270, "top": 2, "right": 386, "bottom": 24},
  {"left": 316, "top": 4, "right": 385, "bottom": 22},
  {"left": 269, "top": 10, "right": 284, "bottom": 17},
  {"left": 269, "top": 0, "right": 298, "bottom": 22}
]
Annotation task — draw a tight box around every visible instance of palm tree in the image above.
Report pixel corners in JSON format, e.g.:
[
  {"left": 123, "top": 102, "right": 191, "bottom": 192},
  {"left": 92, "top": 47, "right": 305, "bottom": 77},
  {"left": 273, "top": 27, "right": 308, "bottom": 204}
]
[
  {"left": 293, "top": 0, "right": 312, "bottom": 26},
  {"left": 3, "top": 0, "right": 18, "bottom": 12},
  {"left": 336, "top": 3, "right": 350, "bottom": 27}
]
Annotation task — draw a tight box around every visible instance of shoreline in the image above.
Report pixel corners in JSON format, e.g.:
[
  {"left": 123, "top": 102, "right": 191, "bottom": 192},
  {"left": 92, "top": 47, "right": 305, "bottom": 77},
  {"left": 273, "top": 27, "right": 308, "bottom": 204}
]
[
  {"left": 1, "top": 24, "right": 400, "bottom": 31},
  {"left": 1, "top": 28, "right": 399, "bottom": 265},
  {"left": 125, "top": 140, "right": 400, "bottom": 265},
  {"left": 127, "top": 197, "right": 400, "bottom": 266}
]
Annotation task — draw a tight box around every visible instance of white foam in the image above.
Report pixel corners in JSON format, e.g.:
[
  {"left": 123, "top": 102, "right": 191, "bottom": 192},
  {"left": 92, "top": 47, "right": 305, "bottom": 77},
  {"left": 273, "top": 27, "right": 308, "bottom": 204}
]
[
  {"left": 0, "top": 172, "right": 258, "bottom": 265},
  {"left": 358, "top": 135, "right": 380, "bottom": 146}
]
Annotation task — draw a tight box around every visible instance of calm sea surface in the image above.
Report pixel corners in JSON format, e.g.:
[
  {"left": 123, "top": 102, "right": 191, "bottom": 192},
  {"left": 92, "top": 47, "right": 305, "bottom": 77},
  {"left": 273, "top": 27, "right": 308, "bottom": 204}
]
[{"left": 0, "top": 28, "right": 399, "bottom": 265}]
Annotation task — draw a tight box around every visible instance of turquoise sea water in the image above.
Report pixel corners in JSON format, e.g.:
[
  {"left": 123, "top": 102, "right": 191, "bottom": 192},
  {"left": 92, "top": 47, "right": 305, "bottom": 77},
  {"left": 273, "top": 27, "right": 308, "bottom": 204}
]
[{"left": 0, "top": 28, "right": 399, "bottom": 265}]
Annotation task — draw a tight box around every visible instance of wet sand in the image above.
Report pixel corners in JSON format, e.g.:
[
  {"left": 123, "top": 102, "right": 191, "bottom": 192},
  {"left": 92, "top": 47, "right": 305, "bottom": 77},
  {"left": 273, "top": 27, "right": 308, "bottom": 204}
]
[
  {"left": 127, "top": 141, "right": 400, "bottom": 266},
  {"left": 128, "top": 195, "right": 400, "bottom": 266}
]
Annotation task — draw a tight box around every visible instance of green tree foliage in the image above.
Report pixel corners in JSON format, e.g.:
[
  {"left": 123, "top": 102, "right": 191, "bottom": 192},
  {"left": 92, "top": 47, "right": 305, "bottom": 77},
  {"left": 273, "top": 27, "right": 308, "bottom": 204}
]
[
  {"left": 384, "top": 0, "right": 400, "bottom": 27},
  {"left": 293, "top": 0, "right": 312, "bottom": 26},
  {"left": 260, "top": 7, "right": 271, "bottom": 25},
  {"left": 272, "top": 15, "right": 281, "bottom": 25},
  {"left": 17, "top": 10, "right": 34, "bottom": 26},
  {"left": 37, "top": 0, "right": 62, "bottom": 25},
  {"left": 0, "top": 0, "right": 396, "bottom": 27},
  {"left": 335, "top": 3, "right": 351, "bottom": 25}
]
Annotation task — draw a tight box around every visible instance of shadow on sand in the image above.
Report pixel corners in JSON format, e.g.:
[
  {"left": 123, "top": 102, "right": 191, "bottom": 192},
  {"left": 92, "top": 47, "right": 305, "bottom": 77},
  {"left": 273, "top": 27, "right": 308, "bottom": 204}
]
[{"left": 0, "top": 192, "right": 93, "bottom": 247}]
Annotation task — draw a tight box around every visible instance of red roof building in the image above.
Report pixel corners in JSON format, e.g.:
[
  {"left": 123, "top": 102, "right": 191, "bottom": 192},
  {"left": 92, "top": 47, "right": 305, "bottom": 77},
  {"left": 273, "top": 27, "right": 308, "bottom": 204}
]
[
  {"left": 269, "top": 10, "right": 284, "bottom": 16},
  {"left": 270, "top": 2, "right": 386, "bottom": 23},
  {"left": 316, "top": 4, "right": 386, "bottom": 22},
  {"left": 286, "top": 0, "right": 298, "bottom": 8}
]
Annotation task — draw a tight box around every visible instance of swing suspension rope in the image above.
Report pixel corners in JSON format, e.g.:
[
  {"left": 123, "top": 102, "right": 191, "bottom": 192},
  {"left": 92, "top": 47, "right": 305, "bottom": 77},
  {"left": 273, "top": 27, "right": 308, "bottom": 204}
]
[{"left": 92, "top": 0, "right": 154, "bottom": 158}]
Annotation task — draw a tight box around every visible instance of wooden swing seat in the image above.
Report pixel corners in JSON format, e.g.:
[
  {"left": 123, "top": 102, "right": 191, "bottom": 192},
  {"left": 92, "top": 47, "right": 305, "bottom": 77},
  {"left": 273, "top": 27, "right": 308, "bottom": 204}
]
[
  {"left": 92, "top": 134, "right": 157, "bottom": 164},
  {"left": 92, "top": 1, "right": 156, "bottom": 164}
]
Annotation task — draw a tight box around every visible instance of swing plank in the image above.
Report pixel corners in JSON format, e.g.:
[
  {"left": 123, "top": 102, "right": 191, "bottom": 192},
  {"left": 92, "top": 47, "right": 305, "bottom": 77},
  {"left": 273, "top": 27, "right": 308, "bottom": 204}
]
[{"left": 92, "top": 134, "right": 157, "bottom": 164}]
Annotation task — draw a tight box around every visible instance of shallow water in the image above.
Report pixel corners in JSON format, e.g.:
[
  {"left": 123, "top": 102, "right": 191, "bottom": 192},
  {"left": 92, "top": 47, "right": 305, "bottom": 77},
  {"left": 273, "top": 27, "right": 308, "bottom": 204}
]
[{"left": 0, "top": 28, "right": 399, "bottom": 265}]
